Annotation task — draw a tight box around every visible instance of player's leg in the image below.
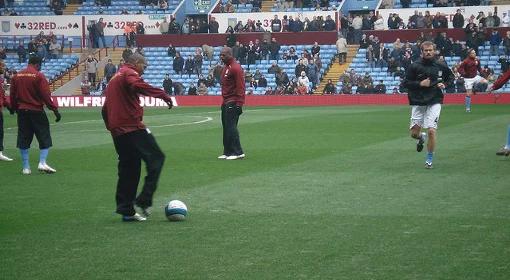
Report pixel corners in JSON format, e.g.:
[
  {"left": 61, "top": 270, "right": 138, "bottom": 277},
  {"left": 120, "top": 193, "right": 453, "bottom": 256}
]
[
  {"left": 410, "top": 106, "right": 426, "bottom": 152},
  {"left": 423, "top": 104, "right": 441, "bottom": 168},
  {"left": 219, "top": 104, "right": 229, "bottom": 159},
  {"left": 31, "top": 111, "right": 55, "bottom": 173},
  {"left": 16, "top": 110, "right": 35, "bottom": 173},
  {"left": 113, "top": 132, "right": 142, "bottom": 217},
  {"left": 133, "top": 129, "right": 165, "bottom": 214},
  {"left": 225, "top": 103, "right": 244, "bottom": 159},
  {"left": 464, "top": 77, "right": 474, "bottom": 112},
  {"left": 0, "top": 111, "right": 13, "bottom": 161},
  {"left": 496, "top": 125, "right": 510, "bottom": 156}
]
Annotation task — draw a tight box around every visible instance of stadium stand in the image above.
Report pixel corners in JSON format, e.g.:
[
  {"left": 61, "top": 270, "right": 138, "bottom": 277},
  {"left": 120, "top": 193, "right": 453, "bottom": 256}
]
[
  {"left": 75, "top": 0, "right": 182, "bottom": 15},
  {"left": 141, "top": 44, "right": 337, "bottom": 95},
  {"left": 0, "top": 0, "right": 55, "bottom": 15},
  {"left": 3, "top": 54, "right": 79, "bottom": 82},
  {"left": 347, "top": 41, "right": 508, "bottom": 94}
]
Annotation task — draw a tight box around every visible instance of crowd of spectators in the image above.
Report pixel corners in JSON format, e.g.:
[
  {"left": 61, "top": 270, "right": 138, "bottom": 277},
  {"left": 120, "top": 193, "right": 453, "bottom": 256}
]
[
  {"left": 158, "top": 39, "right": 326, "bottom": 95},
  {"left": 217, "top": 0, "right": 336, "bottom": 13},
  {"left": 340, "top": 8, "right": 509, "bottom": 44},
  {"left": 381, "top": 0, "right": 490, "bottom": 9}
]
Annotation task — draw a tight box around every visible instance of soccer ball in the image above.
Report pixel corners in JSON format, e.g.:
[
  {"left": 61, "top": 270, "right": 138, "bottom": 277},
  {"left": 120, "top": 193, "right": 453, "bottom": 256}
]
[{"left": 165, "top": 200, "right": 188, "bottom": 221}]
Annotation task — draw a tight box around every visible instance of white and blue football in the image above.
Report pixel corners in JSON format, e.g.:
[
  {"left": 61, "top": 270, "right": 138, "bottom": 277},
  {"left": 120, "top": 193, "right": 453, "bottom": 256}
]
[{"left": 165, "top": 200, "right": 188, "bottom": 221}]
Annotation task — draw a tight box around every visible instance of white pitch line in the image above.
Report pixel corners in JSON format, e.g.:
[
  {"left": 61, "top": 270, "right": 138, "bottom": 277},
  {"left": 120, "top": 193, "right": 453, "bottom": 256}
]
[
  {"left": 73, "top": 116, "right": 214, "bottom": 133},
  {"left": 4, "top": 108, "right": 267, "bottom": 131}
]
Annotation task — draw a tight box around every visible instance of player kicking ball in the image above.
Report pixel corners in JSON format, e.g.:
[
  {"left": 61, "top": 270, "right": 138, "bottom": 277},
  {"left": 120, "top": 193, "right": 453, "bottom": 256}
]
[
  {"left": 488, "top": 70, "right": 510, "bottom": 157},
  {"left": 403, "top": 41, "right": 454, "bottom": 169}
]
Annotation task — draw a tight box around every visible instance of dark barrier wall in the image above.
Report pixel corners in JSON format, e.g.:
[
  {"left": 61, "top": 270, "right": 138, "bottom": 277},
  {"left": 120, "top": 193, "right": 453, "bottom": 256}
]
[
  {"left": 365, "top": 27, "right": 510, "bottom": 43},
  {"left": 136, "top": 31, "right": 339, "bottom": 47}
]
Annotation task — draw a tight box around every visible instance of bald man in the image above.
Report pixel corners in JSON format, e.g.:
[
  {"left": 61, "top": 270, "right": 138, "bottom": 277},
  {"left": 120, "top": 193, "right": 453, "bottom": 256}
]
[{"left": 218, "top": 47, "right": 246, "bottom": 160}]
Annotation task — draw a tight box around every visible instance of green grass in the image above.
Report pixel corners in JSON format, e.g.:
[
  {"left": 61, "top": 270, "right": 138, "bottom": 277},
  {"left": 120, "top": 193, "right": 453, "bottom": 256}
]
[{"left": 1, "top": 105, "right": 509, "bottom": 279}]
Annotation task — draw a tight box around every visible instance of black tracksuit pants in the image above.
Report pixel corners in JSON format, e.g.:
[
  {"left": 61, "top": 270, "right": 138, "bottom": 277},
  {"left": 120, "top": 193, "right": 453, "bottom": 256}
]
[
  {"left": 113, "top": 129, "right": 165, "bottom": 216},
  {"left": 221, "top": 103, "right": 243, "bottom": 156}
]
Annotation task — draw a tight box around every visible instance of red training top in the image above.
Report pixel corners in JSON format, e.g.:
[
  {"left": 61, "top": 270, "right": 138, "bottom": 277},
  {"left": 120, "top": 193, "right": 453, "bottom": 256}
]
[
  {"left": 220, "top": 57, "right": 245, "bottom": 106},
  {"left": 0, "top": 80, "right": 10, "bottom": 110},
  {"left": 102, "top": 64, "right": 173, "bottom": 137},
  {"left": 458, "top": 57, "right": 481, "bottom": 79},
  {"left": 491, "top": 69, "right": 510, "bottom": 91},
  {"left": 9, "top": 65, "right": 58, "bottom": 112}
]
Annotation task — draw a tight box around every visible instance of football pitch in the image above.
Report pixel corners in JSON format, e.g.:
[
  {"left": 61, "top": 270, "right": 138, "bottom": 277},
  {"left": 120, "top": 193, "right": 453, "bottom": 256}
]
[{"left": 1, "top": 104, "right": 509, "bottom": 279}]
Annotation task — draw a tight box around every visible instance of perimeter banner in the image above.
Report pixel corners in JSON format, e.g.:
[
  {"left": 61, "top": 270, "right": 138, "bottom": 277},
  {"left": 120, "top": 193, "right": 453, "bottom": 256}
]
[
  {"left": 54, "top": 96, "right": 178, "bottom": 107},
  {"left": 0, "top": 14, "right": 172, "bottom": 36}
]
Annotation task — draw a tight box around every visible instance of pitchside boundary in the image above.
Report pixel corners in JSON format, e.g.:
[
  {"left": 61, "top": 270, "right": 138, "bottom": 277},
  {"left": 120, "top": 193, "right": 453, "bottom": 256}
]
[{"left": 52, "top": 94, "right": 510, "bottom": 108}]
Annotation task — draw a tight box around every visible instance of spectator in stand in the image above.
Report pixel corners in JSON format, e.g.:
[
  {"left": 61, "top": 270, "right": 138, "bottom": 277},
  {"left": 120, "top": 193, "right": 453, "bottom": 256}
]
[
  {"left": 173, "top": 82, "right": 185, "bottom": 95},
  {"left": 187, "top": 84, "right": 197, "bottom": 95},
  {"left": 80, "top": 72, "right": 91, "bottom": 95},
  {"left": 297, "top": 71, "right": 310, "bottom": 95},
  {"left": 271, "top": 15, "right": 282, "bottom": 32},
  {"left": 341, "top": 81, "right": 352, "bottom": 94},
  {"left": 193, "top": 48, "right": 203, "bottom": 75},
  {"left": 103, "top": 59, "right": 116, "bottom": 83},
  {"left": 336, "top": 34, "right": 348, "bottom": 65},
  {"left": 400, "top": 0, "right": 411, "bottom": 8},
  {"left": 275, "top": 68, "right": 289, "bottom": 91},
  {"left": 503, "top": 31, "right": 510, "bottom": 56},
  {"left": 268, "top": 61, "right": 281, "bottom": 75},
  {"left": 124, "top": 23, "right": 135, "bottom": 48},
  {"left": 306, "top": 59, "right": 319, "bottom": 91},
  {"left": 136, "top": 22, "right": 145, "bottom": 35},
  {"left": 264, "top": 86, "right": 275, "bottom": 95},
  {"left": 486, "top": 12, "right": 496, "bottom": 28},
  {"left": 374, "top": 42, "right": 389, "bottom": 68},
  {"left": 490, "top": 30, "right": 502, "bottom": 56},
  {"left": 269, "top": 38, "right": 280, "bottom": 61},
  {"left": 163, "top": 74, "right": 173, "bottom": 95},
  {"left": 480, "top": 65, "right": 495, "bottom": 82},
  {"left": 311, "top": 42, "right": 320, "bottom": 57},
  {"left": 313, "top": 53, "right": 322, "bottom": 72},
  {"left": 158, "top": 0, "right": 168, "bottom": 10},
  {"left": 477, "top": 11, "right": 486, "bottom": 27},
  {"left": 494, "top": 11, "right": 501, "bottom": 27},
  {"left": 387, "top": 57, "right": 401, "bottom": 77},
  {"left": 205, "top": 73, "right": 216, "bottom": 87},
  {"left": 295, "top": 59, "right": 306, "bottom": 78},
  {"left": 159, "top": 17, "right": 169, "bottom": 34},
  {"left": 361, "top": 72, "right": 374, "bottom": 88},
  {"left": 85, "top": 55, "right": 98, "bottom": 88},
  {"left": 499, "top": 55, "right": 510, "bottom": 72},
  {"left": 209, "top": 17, "right": 219, "bottom": 33},
  {"left": 117, "top": 58, "right": 124, "bottom": 71},
  {"left": 184, "top": 55, "right": 194, "bottom": 75},
  {"left": 167, "top": 43, "right": 176, "bottom": 57},
  {"left": 324, "top": 15, "right": 336, "bottom": 31},
  {"left": 453, "top": 9, "right": 464, "bottom": 28},
  {"left": 359, "top": 34, "right": 369, "bottom": 49},
  {"left": 259, "top": 39, "right": 270, "bottom": 60},
  {"left": 17, "top": 43, "right": 27, "bottom": 63},
  {"left": 197, "top": 82, "right": 208, "bottom": 95},
  {"left": 352, "top": 15, "right": 363, "bottom": 43},
  {"left": 375, "top": 80, "right": 386, "bottom": 94},
  {"left": 95, "top": 18, "right": 106, "bottom": 49},
  {"left": 503, "top": 12, "right": 510, "bottom": 27},
  {"left": 374, "top": 15, "right": 384, "bottom": 30},
  {"left": 366, "top": 45, "right": 376, "bottom": 69},
  {"left": 258, "top": 75, "right": 267, "bottom": 88},
  {"left": 49, "top": 39, "right": 61, "bottom": 59},
  {"left": 323, "top": 79, "right": 336, "bottom": 94},
  {"left": 173, "top": 52, "right": 184, "bottom": 74}
]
